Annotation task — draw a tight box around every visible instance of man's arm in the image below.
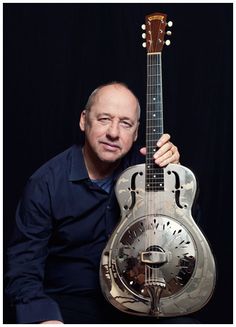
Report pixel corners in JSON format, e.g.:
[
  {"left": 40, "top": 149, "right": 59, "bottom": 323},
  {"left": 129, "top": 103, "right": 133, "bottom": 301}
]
[
  {"left": 5, "top": 175, "right": 64, "bottom": 324},
  {"left": 40, "top": 321, "right": 64, "bottom": 324}
]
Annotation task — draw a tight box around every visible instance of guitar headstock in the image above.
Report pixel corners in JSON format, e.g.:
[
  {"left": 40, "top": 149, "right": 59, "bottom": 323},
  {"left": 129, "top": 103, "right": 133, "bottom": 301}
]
[{"left": 141, "top": 12, "right": 173, "bottom": 53}]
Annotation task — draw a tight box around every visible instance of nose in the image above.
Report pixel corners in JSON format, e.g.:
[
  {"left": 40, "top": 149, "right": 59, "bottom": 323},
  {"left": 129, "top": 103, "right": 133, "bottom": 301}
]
[{"left": 106, "top": 120, "right": 120, "bottom": 139}]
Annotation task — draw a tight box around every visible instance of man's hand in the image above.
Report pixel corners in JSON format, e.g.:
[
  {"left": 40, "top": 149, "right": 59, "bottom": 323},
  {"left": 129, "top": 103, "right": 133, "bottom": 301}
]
[
  {"left": 140, "top": 133, "right": 180, "bottom": 167},
  {"left": 40, "top": 321, "right": 64, "bottom": 324}
]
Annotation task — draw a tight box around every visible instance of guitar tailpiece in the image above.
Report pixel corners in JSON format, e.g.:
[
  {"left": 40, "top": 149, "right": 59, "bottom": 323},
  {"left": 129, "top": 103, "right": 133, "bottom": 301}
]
[{"left": 146, "top": 285, "right": 164, "bottom": 318}]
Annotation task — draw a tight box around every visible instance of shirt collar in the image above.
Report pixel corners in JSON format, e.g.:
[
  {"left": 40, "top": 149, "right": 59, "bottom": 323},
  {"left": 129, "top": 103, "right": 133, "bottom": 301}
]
[
  {"left": 68, "top": 143, "right": 135, "bottom": 182},
  {"left": 68, "top": 144, "right": 89, "bottom": 182}
]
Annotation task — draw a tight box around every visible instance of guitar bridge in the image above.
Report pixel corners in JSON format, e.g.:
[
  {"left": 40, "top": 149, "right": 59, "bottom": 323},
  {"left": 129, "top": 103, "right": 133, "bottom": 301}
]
[{"left": 141, "top": 251, "right": 172, "bottom": 264}]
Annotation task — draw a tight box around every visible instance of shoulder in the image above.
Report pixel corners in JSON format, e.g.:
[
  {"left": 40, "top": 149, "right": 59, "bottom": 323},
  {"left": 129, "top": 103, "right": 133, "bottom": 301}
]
[{"left": 29, "top": 145, "right": 80, "bottom": 183}]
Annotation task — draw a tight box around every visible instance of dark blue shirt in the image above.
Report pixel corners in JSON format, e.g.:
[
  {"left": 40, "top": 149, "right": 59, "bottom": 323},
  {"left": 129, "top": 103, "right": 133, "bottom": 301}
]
[{"left": 5, "top": 144, "right": 143, "bottom": 323}]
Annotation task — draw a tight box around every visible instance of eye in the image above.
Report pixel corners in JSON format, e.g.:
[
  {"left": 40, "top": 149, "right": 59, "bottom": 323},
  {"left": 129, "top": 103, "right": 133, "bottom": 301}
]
[
  {"left": 98, "top": 117, "right": 111, "bottom": 124},
  {"left": 120, "top": 120, "right": 132, "bottom": 128}
]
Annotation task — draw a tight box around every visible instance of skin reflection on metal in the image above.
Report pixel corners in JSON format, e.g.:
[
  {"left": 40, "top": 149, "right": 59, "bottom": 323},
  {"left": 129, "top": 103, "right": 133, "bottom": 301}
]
[{"left": 116, "top": 215, "right": 196, "bottom": 300}]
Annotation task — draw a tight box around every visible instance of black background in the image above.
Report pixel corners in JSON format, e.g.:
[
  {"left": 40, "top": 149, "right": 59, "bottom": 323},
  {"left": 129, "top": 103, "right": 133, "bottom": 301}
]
[{"left": 4, "top": 3, "right": 233, "bottom": 324}]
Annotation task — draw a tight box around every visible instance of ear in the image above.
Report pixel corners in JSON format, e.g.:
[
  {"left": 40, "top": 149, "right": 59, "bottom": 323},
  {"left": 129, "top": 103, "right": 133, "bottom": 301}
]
[
  {"left": 79, "top": 110, "right": 86, "bottom": 131},
  {"left": 133, "top": 122, "right": 140, "bottom": 142}
]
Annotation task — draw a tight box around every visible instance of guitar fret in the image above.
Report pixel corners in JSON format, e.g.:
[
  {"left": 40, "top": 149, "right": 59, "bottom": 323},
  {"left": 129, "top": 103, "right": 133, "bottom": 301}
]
[
  {"left": 146, "top": 175, "right": 164, "bottom": 178},
  {"left": 147, "top": 63, "right": 161, "bottom": 66},
  {"left": 148, "top": 72, "right": 160, "bottom": 78}
]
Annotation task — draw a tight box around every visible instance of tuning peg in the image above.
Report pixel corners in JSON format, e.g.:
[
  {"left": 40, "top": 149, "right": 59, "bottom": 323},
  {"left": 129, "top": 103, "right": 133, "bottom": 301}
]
[
  {"left": 142, "top": 42, "right": 146, "bottom": 48},
  {"left": 141, "top": 24, "right": 146, "bottom": 30},
  {"left": 167, "top": 21, "right": 173, "bottom": 27},
  {"left": 166, "top": 30, "right": 172, "bottom": 36},
  {"left": 165, "top": 40, "right": 171, "bottom": 46},
  {"left": 142, "top": 33, "right": 146, "bottom": 39}
]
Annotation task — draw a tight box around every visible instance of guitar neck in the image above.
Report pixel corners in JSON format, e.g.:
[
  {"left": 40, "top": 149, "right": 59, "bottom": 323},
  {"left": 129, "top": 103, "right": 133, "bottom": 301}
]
[
  {"left": 146, "top": 52, "right": 164, "bottom": 191},
  {"left": 146, "top": 52, "right": 164, "bottom": 157},
  {"left": 144, "top": 12, "right": 168, "bottom": 192}
]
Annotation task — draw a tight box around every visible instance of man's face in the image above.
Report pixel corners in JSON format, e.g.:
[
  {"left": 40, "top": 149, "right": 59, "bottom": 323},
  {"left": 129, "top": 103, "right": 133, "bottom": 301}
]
[{"left": 80, "top": 84, "right": 140, "bottom": 164}]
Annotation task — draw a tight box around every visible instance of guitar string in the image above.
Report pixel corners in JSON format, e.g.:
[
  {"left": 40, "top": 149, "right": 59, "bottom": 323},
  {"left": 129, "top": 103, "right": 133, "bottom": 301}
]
[
  {"left": 146, "top": 52, "right": 164, "bottom": 288},
  {"left": 146, "top": 51, "right": 150, "bottom": 287},
  {"left": 157, "top": 52, "right": 164, "bottom": 288}
]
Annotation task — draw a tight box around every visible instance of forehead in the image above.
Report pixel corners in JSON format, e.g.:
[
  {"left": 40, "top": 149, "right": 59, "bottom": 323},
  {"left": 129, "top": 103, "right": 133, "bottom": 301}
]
[{"left": 90, "top": 85, "right": 139, "bottom": 120}]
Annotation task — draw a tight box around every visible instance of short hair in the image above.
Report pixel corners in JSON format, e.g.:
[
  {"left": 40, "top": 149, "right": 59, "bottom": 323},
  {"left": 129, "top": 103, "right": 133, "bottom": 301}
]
[{"left": 85, "top": 81, "right": 141, "bottom": 120}]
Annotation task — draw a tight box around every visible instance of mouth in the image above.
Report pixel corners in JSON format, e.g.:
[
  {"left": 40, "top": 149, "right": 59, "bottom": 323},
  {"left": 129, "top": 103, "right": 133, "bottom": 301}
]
[{"left": 100, "top": 141, "right": 121, "bottom": 152}]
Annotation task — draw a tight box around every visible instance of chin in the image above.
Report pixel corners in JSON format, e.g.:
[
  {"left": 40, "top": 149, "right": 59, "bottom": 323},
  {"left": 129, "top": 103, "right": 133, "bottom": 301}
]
[
  {"left": 99, "top": 157, "right": 120, "bottom": 164},
  {"left": 98, "top": 153, "right": 122, "bottom": 163}
]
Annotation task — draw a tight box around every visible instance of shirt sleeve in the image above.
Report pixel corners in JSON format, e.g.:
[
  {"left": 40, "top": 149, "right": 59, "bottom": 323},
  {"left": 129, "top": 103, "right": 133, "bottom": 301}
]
[{"left": 5, "top": 175, "right": 64, "bottom": 323}]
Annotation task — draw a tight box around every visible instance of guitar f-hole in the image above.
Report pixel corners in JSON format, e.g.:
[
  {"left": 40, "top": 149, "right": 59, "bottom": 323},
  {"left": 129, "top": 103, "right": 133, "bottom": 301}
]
[
  {"left": 124, "top": 171, "right": 143, "bottom": 211},
  {"left": 168, "top": 170, "right": 187, "bottom": 209}
]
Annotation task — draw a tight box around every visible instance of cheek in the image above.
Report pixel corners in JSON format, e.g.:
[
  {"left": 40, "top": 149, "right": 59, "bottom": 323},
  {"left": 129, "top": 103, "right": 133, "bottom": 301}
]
[
  {"left": 121, "top": 132, "right": 137, "bottom": 148},
  {"left": 85, "top": 124, "right": 106, "bottom": 139}
]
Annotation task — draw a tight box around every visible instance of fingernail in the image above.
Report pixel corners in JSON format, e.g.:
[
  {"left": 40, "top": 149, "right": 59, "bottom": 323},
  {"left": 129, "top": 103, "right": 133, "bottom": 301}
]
[{"left": 153, "top": 151, "right": 160, "bottom": 159}]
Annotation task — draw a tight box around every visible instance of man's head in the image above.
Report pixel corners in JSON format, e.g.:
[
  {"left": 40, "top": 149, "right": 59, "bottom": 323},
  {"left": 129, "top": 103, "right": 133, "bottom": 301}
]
[
  {"left": 84, "top": 82, "right": 141, "bottom": 119},
  {"left": 80, "top": 82, "right": 140, "bottom": 165}
]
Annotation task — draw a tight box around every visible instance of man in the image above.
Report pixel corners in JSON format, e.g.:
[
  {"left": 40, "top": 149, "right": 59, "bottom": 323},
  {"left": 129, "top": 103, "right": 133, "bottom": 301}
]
[{"left": 6, "top": 82, "right": 185, "bottom": 324}]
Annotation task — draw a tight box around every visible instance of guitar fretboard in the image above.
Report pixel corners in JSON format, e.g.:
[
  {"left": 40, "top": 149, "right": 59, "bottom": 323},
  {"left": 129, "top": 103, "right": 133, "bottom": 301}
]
[{"left": 146, "top": 52, "right": 164, "bottom": 191}]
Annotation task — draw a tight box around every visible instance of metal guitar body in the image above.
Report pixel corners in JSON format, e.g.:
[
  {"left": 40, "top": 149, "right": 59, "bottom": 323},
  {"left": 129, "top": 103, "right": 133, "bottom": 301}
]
[
  {"left": 100, "top": 163, "right": 216, "bottom": 317},
  {"left": 100, "top": 12, "right": 216, "bottom": 318}
]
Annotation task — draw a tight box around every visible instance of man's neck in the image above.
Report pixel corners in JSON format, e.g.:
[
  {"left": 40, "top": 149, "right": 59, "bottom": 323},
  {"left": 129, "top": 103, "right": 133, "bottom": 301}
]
[{"left": 82, "top": 146, "right": 120, "bottom": 180}]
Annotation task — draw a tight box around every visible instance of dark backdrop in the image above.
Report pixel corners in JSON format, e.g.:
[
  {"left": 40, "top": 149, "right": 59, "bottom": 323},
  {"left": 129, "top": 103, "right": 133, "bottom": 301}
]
[{"left": 4, "top": 3, "right": 233, "bottom": 324}]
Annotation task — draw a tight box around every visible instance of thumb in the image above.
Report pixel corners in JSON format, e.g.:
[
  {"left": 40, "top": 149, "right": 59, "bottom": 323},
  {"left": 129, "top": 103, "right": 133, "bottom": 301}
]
[{"left": 139, "top": 147, "right": 147, "bottom": 156}]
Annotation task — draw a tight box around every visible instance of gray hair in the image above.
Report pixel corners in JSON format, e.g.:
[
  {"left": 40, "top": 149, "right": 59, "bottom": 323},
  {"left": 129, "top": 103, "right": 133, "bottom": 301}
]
[{"left": 85, "top": 81, "right": 141, "bottom": 120}]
